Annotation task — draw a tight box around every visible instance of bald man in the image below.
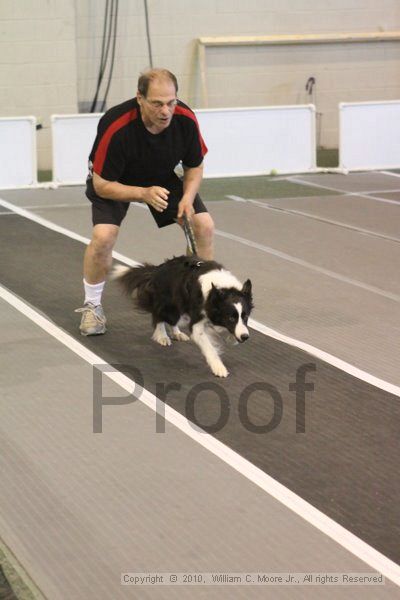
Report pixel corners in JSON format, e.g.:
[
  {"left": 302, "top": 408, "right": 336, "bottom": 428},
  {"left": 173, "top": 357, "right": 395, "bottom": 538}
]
[{"left": 76, "top": 68, "right": 214, "bottom": 336}]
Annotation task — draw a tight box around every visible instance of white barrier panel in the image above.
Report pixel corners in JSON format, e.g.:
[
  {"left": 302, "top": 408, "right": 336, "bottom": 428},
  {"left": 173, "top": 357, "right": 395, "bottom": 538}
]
[
  {"left": 51, "top": 114, "right": 102, "bottom": 184},
  {"left": 0, "top": 117, "right": 37, "bottom": 188},
  {"left": 195, "top": 105, "right": 316, "bottom": 177},
  {"left": 339, "top": 100, "right": 400, "bottom": 171},
  {"left": 51, "top": 106, "right": 316, "bottom": 184}
]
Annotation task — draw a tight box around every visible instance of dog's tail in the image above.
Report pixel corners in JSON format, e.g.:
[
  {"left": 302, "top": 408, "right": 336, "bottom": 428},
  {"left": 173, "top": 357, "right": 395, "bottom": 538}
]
[{"left": 111, "top": 263, "right": 156, "bottom": 311}]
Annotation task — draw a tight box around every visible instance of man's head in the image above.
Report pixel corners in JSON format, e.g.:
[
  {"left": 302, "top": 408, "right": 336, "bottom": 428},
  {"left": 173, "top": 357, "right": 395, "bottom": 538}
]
[{"left": 137, "top": 68, "right": 178, "bottom": 132}]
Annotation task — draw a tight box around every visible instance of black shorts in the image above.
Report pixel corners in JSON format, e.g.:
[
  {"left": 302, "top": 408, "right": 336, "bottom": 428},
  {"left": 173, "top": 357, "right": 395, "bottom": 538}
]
[{"left": 87, "top": 178, "right": 208, "bottom": 228}]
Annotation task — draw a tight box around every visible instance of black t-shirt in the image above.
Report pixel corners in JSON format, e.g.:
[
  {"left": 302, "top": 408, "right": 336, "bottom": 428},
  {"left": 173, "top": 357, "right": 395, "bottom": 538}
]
[{"left": 86, "top": 98, "right": 207, "bottom": 198}]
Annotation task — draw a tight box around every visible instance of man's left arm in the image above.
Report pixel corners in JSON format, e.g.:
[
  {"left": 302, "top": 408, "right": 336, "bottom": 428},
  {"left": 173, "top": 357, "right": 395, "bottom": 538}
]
[{"left": 177, "top": 162, "right": 204, "bottom": 220}]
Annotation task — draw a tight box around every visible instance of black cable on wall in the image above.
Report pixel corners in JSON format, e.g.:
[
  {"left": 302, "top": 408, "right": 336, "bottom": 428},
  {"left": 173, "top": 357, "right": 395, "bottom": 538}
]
[
  {"left": 90, "top": 0, "right": 119, "bottom": 113},
  {"left": 144, "top": 0, "right": 153, "bottom": 68},
  {"left": 90, "top": 0, "right": 111, "bottom": 112},
  {"left": 100, "top": 0, "right": 119, "bottom": 111},
  {"left": 90, "top": 0, "right": 152, "bottom": 112}
]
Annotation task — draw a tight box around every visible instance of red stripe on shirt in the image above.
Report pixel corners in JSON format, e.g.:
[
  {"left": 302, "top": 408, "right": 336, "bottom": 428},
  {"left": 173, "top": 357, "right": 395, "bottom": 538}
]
[
  {"left": 174, "top": 105, "right": 208, "bottom": 157},
  {"left": 93, "top": 108, "right": 138, "bottom": 175}
]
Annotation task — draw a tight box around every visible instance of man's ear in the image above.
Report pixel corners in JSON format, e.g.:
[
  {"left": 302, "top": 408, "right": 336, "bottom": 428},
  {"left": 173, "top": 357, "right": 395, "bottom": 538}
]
[{"left": 242, "top": 279, "right": 252, "bottom": 297}]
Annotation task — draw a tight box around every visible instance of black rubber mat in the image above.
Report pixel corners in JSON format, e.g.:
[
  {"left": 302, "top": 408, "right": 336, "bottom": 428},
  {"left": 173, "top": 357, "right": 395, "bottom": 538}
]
[{"left": 1, "top": 214, "right": 399, "bottom": 564}]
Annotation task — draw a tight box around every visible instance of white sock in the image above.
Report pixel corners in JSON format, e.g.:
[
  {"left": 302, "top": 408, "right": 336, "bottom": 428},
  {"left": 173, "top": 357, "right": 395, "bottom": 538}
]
[{"left": 83, "top": 279, "right": 105, "bottom": 306}]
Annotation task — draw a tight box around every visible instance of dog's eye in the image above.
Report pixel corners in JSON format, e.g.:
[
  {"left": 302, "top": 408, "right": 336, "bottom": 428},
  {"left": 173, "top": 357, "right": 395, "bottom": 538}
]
[
  {"left": 229, "top": 316, "right": 236, "bottom": 322},
  {"left": 241, "top": 312, "right": 247, "bottom": 320}
]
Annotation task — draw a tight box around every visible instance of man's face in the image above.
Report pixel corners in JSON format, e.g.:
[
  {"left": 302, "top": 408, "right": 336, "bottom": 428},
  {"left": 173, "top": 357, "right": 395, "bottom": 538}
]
[{"left": 137, "top": 79, "right": 177, "bottom": 132}]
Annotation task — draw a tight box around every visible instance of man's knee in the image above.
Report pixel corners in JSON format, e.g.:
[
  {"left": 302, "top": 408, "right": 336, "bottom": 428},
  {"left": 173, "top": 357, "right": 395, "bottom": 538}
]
[
  {"left": 90, "top": 225, "right": 119, "bottom": 255},
  {"left": 193, "top": 213, "right": 214, "bottom": 241}
]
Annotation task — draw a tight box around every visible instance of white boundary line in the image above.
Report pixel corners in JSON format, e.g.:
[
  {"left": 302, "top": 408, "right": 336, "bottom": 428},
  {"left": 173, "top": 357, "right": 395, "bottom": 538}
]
[
  {"left": 225, "top": 196, "right": 400, "bottom": 244},
  {"left": 360, "top": 193, "right": 400, "bottom": 206},
  {"left": 290, "top": 176, "right": 400, "bottom": 196},
  {"left": 289, "top": 176, "right": 400, "bottom": 206},
  {"left": 225, "top": 194, "right": 247, "bottom": 202},
  {"left": 22, "top": 202, "right": 90, "bottom": 210},
  {"left": 0, "top": 197, "right": 141, "bottom": 268},
  {"left": 0, "top": 202, "right": 90, "bottom": 214},
  {"left": 356, "top": 188, "right": 400, "bottom": 194},
  {"left": 1, "top": 195, "right": 400, "bottom": 397},
  {"left": 215, "top": 228, "right": 400, "bottom": 303},
  {"left": 1, "top": 195, "right": 400, "bottom": 582},
  {"left": 249, "top": 199, "right": 400, "bottom": 242},
  {"left": 249, "top": 318, "right": 400, "bottom": 398},
  {"left": 4, "top": 195, "right": 399, "bottom": 302},
  {"left": 0, "top": 283, "right": 399, "bottom": 586},
  {"left": 289, "top": 176, "right": 356, "bottom": 195},
  {"left": 380, "top": 170, "right": 400, "bottom": 179}
]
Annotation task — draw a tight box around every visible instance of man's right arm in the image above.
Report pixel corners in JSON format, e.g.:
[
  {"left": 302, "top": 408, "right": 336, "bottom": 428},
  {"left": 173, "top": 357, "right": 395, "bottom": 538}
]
[{"left": 92, "top": 172, "right": 169, "bottom": 212}]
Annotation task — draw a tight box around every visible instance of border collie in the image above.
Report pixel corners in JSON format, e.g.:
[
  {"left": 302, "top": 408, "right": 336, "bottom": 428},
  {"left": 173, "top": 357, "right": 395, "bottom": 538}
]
[{"left": 112, "top": 255, "right": 253, "bottom": 377}]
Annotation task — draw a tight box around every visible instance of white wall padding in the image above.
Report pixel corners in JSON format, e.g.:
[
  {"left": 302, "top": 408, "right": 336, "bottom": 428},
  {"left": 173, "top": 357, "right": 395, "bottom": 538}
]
[
  {"left": 195, "top": 105, "right": 316, "bottom": 177},
  {"left": 51, "top": 106, "right": 316, "bottom": 184},
  {"left": 51, "top": 114, "right": 102, "bottom": 184},
  {"left": 0, "top": 117, "right": 37, "bottom": 188},
  {"left": 339, "top": 101, "right": 400, "bottom": 171}
]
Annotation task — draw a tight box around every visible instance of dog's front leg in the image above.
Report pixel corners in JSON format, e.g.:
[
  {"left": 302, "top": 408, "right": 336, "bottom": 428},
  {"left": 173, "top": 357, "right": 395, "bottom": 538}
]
[
  {"left": 152, "top": 322, "right": 171, "bottom": 346},
  {"left": 191, "top": 320, "right": 229, "bottom": 378},
  {"left": 170, "top": 325, "right": 190, "bottom": 341}
]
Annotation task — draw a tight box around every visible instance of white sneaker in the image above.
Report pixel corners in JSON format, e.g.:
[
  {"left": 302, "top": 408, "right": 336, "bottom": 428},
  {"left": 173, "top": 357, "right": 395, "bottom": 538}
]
[{"left": 75, "top": 303, "right": 107, "bottom": 336}]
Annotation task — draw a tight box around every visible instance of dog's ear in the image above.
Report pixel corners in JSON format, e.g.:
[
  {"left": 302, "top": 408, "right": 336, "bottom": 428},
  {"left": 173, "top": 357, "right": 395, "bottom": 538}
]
[
  {"left": 210, "top": 284, "right": 226, "bottom": 301},
  {"left": 242, "top": 279, "right": 252, "bottom": 297},
  {"left": 211, "top": 283, "right": 221, "bottom": 295}
]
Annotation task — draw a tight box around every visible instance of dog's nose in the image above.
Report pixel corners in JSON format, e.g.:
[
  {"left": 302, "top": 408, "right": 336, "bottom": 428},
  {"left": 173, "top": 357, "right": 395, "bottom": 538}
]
[{"left": 240, "top": 333, "right": 249, "bottom": 342}]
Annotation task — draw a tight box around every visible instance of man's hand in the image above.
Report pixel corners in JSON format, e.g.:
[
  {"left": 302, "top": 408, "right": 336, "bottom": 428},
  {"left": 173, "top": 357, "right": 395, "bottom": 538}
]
[
  {"left": 177, "top": 197, "right": 195, "bottom": 224},
  {"left": 142, "top": 186, "right": 169, "bottom": 212}
]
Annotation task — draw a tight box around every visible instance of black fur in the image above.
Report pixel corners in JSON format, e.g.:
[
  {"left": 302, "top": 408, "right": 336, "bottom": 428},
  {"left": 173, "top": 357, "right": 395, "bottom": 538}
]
[
  {"left": 116, "top": 256, "right": 252, "bottom": 329},
  {"left": 114, "top": 255, "right": 254, "bottom": 376}
]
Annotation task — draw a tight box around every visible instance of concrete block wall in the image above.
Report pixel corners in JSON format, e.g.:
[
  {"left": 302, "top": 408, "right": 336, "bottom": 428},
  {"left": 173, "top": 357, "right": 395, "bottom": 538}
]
[
  {"left": 1, "top": 0, "right": 400, "bottom": 168},
  {"left": 0, "top": 0, "right": 79, "bottom": 170},
  {"left": 75, "top": 0, "right": 400, "bottom": 150}
]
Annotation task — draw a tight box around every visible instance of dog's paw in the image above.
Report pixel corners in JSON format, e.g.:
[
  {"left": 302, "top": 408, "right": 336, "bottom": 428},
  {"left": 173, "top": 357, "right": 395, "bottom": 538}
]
[
  {"left": 171, "top": 328, "right": 190, "bottom": 342},
  {"left": 210, "top": 360, "right": 229, "bottom": 378},
  {"left": 152, "top": 332, "right": 172, "bottom": 346}
]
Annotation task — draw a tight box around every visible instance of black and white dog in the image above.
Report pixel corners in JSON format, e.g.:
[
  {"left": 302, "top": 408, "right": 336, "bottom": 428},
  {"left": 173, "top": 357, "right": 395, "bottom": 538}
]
[{"left": 113, "top": 255, "right": 253, "bottom": 377}]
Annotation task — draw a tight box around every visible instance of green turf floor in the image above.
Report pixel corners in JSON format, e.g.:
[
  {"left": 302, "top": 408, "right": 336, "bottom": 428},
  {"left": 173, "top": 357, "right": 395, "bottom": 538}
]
[
  {"left": 199, "top": 175, "right": 335, "bottom": 201},
  {"left": 0, "top": 544, "right": 44, "bottom": 600},
  {"left": 38, "top": 145, "right": 399, "bottom": 203},
  {"left": 37, "top": 172, "right": 336, "bottom": 202}
]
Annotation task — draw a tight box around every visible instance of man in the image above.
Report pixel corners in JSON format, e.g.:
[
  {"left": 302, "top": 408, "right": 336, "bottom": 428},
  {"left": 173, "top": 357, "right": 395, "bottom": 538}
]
[{"left": 76, "top": 68, "right": 214, "bottom": 336}]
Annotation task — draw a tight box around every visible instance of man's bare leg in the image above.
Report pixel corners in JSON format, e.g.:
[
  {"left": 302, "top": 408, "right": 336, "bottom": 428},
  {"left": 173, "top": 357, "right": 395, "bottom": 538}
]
[
  {"left": 77, "top": 224, "right": 119, "bottom": 335},
  {"left": 189, "top": 213, "right": 214, "bottom": 260},
  {"left": 84, "top": 224, "right": 120, "bottom": 283}
]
